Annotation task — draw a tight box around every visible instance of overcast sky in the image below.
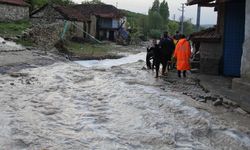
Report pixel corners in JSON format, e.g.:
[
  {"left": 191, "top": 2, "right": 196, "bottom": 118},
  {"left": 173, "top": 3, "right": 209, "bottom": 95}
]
[{"left": 73, "top": 0, "right": 217, "bottom": 25}]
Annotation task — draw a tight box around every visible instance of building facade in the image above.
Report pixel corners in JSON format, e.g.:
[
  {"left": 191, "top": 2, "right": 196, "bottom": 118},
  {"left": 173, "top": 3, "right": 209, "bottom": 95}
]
[
  {"left": 187, "top": 0, "right": 250, "bottom": 112},
  {"left": 30, "top": 3, "right": 124, "bottom": 41}
]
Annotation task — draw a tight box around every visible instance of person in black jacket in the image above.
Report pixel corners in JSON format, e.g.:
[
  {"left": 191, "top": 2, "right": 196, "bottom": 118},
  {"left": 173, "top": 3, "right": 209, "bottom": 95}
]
[{"left": 159, "top": 32, "right": 175, "bottom": 73}]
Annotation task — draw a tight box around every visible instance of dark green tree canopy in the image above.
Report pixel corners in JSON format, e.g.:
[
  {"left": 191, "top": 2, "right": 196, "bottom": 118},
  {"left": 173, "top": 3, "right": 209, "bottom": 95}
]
[
  {"left": 149, "top": 0, "right": 160, "bottom": 13},
  {"left": 159, "top": 0, "right": 169, "bottom": 21}
]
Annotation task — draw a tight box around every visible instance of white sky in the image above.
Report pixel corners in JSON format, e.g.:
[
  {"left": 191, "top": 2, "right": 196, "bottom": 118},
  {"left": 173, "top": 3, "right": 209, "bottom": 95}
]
[{"left": 73, "top": 0, "right": 217, "bottom": 25}]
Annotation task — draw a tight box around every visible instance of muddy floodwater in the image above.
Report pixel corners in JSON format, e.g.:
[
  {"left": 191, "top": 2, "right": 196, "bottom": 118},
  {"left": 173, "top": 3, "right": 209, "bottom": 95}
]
[{"left": 1, "top": 52, "right": 250, "bottom": 150}]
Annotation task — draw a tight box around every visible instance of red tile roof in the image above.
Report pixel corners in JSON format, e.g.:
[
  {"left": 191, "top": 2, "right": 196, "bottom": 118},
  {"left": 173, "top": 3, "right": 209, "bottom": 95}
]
[
  {"left": 190, "top": 27, "right": 221, "bottom": 42},
  {"left": 72, "top": 4, "right": 123, "bottom": 19},
  {"left": 54, "top": 6, "right": 90, "bottom": 22},
  {"left": 31, "top": 3, "right": 123, "bottom": 22},
  {"left": 0, "top": 0, "right": 29, "bottom": 6}
]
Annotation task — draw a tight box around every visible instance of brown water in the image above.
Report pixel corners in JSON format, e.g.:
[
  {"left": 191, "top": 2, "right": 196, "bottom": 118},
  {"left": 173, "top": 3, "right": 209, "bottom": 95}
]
[{"left": 0, "top": 56, "right": 250, "bottom": 149}]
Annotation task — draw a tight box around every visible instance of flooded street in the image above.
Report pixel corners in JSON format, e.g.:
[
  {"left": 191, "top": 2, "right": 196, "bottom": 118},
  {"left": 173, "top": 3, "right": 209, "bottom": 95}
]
[{"left": 1, "top": 52, "right": 250, "bottom": 149}]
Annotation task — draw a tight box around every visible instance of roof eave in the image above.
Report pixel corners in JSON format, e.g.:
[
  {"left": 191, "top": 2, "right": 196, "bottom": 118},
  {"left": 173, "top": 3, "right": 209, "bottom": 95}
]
[{"left": 0, "top": 1, "right": 29, "bottom": 7}]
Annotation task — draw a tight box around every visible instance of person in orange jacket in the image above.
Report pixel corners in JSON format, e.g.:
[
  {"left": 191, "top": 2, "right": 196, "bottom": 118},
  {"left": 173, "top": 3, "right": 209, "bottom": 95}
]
[{"left": 173, "top": 34, "right": 191, "bottom": 78}]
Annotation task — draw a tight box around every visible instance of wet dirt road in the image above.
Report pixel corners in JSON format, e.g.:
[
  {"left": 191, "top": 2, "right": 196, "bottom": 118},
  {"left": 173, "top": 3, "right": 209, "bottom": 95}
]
[{"left": 1, "top": 53, "right": 250, "bottom": 150}]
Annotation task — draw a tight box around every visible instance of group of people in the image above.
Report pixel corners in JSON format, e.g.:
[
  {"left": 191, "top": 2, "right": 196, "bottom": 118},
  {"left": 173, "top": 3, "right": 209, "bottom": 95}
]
[{"left": 146, "top": 31, "right": 191, "bottom": 78}]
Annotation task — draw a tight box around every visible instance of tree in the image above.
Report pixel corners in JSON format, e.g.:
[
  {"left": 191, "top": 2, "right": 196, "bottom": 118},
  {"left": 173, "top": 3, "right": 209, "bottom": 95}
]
[
  {"left": 183, "top": 19, "right": 195, "bottom": 35},
  {"left": 167, "top": 21, "right": 179, "bottom": 35},
  {"left": 149, "top": 0, "right": 160, "bottom": 13},
  {"left": 159, "top": 0, "right": 169, "bottom": 22},
  {"left": 148, "top": 11, "right": 163, "bottom": 30},
  {"left": 25, "top": 0, "right": 47, "bottom": 11}
]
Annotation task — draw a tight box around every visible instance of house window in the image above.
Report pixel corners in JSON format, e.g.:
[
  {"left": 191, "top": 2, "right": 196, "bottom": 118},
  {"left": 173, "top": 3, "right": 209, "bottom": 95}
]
[
  {"left": 112, "top": 19, "right": 119, "bottom": 28},
  {"left": 99, "top": 18, "right": 112, "bottom": 28}
]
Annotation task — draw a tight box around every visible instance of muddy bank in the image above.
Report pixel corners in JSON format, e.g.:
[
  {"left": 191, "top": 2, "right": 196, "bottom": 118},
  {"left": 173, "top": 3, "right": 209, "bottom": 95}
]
[
  {"left": 1, "top": 54, "right": 250, "bottom": 149},
  {"left": 55, "top": 40, "right": 148, "bottom": 61},
  {"left": 0, "top": 49, "right": 68, "bottom": 74},
  {"left": 70, "top": 54, "right": 124, "bottom": 61}
]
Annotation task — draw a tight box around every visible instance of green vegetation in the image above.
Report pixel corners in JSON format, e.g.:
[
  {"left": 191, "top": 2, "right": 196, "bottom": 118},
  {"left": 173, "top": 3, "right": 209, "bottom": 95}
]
[
  {"left": 65, "top": 41, "right": 117, "bottom": 59},
  {"left": 0, "top": 20, "right": 31, "bottom": 37},
  {"left": 123, "top": 0, "right": 195, "bottom": 40},
  {"left": 0, "top": 20, "right": 35, "bottom": 46}
]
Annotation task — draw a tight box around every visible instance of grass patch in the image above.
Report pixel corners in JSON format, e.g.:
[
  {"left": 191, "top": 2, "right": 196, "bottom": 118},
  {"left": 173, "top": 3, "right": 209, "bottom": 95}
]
[
  {"left": 65, "top": 41, "right": 118, "bottom": 59},
  {"left": 0, "top": 20, "right": 31, "bottom": 37}
]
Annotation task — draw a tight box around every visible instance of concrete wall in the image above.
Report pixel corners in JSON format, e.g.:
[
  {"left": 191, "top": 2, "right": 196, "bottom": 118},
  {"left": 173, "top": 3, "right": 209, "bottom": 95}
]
[
  {"left": 90, "top": 15, "right": 97, "bottom": 38},
  {"left": 0, "top": 4, "right": 29, "bottom": 21},
  {"left": 200, "top": 42, "right": 223, "bottom": 75},
  {"left": 69, "top": 21, "right": 84, "bottom": 38},
  {"left": 241, "top": 0, "right": 250, "bottom": 79}
]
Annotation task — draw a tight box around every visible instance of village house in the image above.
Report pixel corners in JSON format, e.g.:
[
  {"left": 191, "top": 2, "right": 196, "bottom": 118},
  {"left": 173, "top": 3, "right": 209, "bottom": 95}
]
[
  {"left": 187, "top": 0, "right": 250, "bottom": 112},
  {"left": 0, "top": 0, "right": 29, "bottom": 22},
  {"left": 30, "top": 3, "right": 124, "bottom": 41}
]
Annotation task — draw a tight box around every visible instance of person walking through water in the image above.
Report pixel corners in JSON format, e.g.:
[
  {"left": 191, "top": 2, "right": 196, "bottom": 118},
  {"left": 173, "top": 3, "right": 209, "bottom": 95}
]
[
  {"left": 159, "top": 32, "right": 175, "bottom": 75},
  {"left": 173, "top": 34, "right": 191, "bottom": 78}
]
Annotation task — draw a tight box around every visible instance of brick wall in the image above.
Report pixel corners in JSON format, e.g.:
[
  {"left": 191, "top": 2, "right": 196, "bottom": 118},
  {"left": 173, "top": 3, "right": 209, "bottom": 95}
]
[{"left": 200, "top": 42, "right": 223, "bottom": 75}]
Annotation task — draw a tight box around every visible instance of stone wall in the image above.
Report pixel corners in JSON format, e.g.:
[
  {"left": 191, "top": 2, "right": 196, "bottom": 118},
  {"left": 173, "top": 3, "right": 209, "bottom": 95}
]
[
  {"left": 200, "top": 42, "right": 223, "bottom": 75},
  {"left": 26, "top": 23, "right": 64, "bottom": 49},
  {"left": 30, "top": 5, "right": 64, "bottom": 25},
  {"left": 241, "top": 0, "right": 250, "bottom": 79},
  {"left": 0, "top": 4, "right": 29, "bottom": 21}
]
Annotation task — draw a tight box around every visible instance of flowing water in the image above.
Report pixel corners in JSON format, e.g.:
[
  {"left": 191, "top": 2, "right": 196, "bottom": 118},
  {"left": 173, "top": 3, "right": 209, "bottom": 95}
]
[
  {"left": 0, "top": 37, "right": 25, "bottom": 52},
  {"left": 0, "top": 53, "right": 250, "bottom": 149}
]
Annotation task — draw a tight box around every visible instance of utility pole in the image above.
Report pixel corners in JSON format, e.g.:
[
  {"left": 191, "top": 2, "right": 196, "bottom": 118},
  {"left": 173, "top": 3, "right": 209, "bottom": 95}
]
[
  {"left": 178, "top": 3, "right": 185, "bottom": 34},
  {"left": 196, "top": 5, "right": 201, "bottom": 31},
  {"left": 116, "top": 2, "right": 118, "bottom": 8}
]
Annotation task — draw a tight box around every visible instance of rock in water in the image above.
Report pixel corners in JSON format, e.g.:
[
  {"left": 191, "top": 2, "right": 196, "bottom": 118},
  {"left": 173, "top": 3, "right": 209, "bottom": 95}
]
[{"left": 213, "top": 98, "right": 223, "bottom": 106}]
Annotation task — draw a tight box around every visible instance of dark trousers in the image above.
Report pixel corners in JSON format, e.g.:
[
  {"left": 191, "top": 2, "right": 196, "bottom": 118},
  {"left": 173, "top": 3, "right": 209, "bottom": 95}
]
[{"left": 178, "top": 70, "right": 186, "bottom": 78}]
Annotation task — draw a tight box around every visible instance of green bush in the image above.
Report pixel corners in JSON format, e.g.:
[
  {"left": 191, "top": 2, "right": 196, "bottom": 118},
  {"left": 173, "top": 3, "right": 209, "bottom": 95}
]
[{"left": 149, "top": 29, "right": 162, "bottom": 39}]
